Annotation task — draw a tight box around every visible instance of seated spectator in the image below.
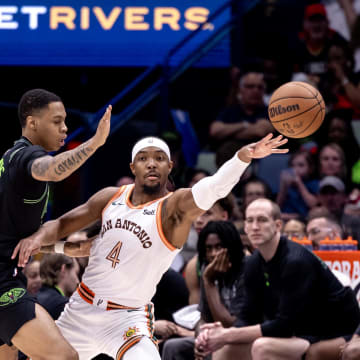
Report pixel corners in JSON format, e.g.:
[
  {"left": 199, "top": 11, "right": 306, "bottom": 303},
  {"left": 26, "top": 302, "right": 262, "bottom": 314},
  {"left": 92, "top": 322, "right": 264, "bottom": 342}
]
[
  {"left": 37, "top": 254, "right": 80, "bottom": 320},
  {"left": 317, "top": 175, "right": 360, "bottom": 242},
  {"left": 237, "top": 177, "right": 272, "bottom": 218},
  {"left": 184, "top": 197, "right": 234, "bottom": 305},
  {"left": 277, "top": 150, "right": 319, "bottom": 220},
  {"left": 162, "top": 220, "right": 246, "bottom": 360},
  {"left": 209, "top": 71, "right": 273, "bottom": 167},
  {"left": 282, "top": 219, "right": 306, "bottom": 240},
  {"left": 22, "top": 260, "right": 42, "bottom": 296},
  {"left": 316, "top": 109, "right": 360, "bottom": 174},
  {"left": 318, "top": 142, "right": 352, "bottom": 189},
  {"left": 292, "top": 3, "right": 349, "bottom": 85},
  {"left": 306, "top": 215, "right": 344, "bottom": 250},
  {"left": 195, "top": 198, "right": 360, "bottom": 360},
  {"left": 115, "top": 175, "right": 134, "bottom": 187},
  {"left": 318, "top": 41, "right": 360, "bottom": 116},
  {"left": 317, "top": 175, "right": 347, "bottom": 220}
]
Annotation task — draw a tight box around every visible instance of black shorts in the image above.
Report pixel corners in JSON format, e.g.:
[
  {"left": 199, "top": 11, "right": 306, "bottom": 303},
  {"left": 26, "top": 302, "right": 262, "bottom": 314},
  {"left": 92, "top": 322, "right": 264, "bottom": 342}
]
[
  {"left": 299, "top": 333, "right": 353, "bottom": 344},
  {"left": 0, "top": 279, "right": 37, "bottom": 346}
]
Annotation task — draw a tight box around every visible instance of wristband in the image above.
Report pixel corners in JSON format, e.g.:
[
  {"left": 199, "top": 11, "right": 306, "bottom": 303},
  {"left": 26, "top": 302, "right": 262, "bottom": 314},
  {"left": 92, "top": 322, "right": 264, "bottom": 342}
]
[{"left": 54, "top": 241, "right": 65, "bottom": 254}]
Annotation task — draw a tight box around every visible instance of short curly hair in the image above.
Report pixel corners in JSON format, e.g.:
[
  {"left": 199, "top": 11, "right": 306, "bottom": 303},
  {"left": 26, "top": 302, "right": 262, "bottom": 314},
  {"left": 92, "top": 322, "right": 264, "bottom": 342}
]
[{"left": 18, "top": 88, "right": 62, "bottom": 128}]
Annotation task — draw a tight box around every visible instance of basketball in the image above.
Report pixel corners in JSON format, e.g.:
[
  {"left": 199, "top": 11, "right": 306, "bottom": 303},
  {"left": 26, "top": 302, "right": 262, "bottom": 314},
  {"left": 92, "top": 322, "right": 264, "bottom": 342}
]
[{"left": 268, "top": 81, "right": 325, "bottom": 138}]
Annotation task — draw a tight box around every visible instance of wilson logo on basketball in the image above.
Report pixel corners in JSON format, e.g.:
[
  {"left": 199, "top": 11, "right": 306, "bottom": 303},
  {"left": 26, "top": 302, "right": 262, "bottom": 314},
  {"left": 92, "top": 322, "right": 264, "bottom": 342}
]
[{"left": 269, "top": 104, "right": 300, "bottom": 118}]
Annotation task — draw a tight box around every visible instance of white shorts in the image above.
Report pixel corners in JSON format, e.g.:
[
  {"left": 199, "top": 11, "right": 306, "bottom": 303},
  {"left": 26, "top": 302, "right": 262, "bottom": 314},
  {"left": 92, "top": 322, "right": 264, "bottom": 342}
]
[{"left": 56, "top": 291, "right": 157, "bottom": 360}]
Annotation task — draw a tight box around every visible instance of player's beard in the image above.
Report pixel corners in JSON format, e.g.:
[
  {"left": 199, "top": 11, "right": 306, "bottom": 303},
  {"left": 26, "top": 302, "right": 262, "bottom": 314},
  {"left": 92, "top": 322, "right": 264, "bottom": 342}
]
[{"left": 143, "top": 183, "right": 161, "bottom": 195}]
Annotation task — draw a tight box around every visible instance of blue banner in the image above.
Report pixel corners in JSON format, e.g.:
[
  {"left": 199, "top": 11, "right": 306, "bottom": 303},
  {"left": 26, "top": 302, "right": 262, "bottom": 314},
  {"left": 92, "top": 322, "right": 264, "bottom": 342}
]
[{"left": 0, "top": 1, "right": 230, "bottom": 67}]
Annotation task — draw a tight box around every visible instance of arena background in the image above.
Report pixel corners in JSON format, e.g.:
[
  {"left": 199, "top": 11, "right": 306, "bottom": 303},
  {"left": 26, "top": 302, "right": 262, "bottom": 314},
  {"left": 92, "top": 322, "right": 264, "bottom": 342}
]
[{"left": 0, "top": 0, "right": 309, "bottom": 218}]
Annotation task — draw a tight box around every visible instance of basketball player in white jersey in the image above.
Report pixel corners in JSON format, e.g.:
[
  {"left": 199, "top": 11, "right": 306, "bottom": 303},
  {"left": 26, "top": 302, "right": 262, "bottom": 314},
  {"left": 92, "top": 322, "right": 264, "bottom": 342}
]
[{"left": 12, "top": 133, "right": 288, "bottom": 360}]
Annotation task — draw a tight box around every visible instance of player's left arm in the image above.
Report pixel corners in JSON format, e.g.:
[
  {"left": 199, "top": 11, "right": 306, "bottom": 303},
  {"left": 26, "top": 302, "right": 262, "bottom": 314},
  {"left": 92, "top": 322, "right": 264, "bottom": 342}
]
[{"left": 163, "top": 134, "right": 288, "bottom": 248}]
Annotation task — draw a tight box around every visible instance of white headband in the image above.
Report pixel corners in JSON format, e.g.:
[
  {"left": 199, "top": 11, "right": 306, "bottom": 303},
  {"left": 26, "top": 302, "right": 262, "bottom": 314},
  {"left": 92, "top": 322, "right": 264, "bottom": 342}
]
[{"left": 131, "top": 137, "right": 171, "bottom": 162}]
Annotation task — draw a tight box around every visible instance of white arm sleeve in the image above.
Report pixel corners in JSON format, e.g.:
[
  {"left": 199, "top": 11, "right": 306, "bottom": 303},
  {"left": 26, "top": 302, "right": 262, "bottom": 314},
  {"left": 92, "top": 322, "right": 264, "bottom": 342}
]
[{"left": 191, "top": 152, "right": 250, "bottom": 210}]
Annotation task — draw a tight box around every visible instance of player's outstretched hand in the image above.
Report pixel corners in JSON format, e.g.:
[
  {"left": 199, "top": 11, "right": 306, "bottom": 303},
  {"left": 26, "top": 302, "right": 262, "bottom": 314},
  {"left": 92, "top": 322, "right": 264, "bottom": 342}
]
[
  {"left": 93, "top": 105, "right": 112, "bottom": 147},
  {"left": 239, "top": 133, "right": 288, "bottom": 161},
  {"left": 11, "top": 236, "right": 41, "bottom": 267}
]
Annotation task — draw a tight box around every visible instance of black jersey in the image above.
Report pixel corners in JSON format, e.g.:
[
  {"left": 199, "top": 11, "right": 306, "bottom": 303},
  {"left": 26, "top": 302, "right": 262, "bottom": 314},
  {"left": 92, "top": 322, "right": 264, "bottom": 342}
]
[
  {"left": 0, "top": 137, "right": 48, "bottom": 283},
  {"left": 237, "top": 237, "right": 360, "bottom": 338}
]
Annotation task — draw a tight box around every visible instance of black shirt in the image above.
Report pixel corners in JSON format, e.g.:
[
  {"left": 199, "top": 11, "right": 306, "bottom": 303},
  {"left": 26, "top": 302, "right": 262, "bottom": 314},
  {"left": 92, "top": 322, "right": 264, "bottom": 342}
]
[
  {"left": 0, "top": 137, "right": 48, "bottom": 285},
  {"left": 236, "top": 237, "right": 360, "bottom": 338},
  {"left": 37, "top": 285, "right": 68, "bottom": 320},
  {"left": 216, "top": 103, "right": 268, "bottom": 125},
  {"left": 199, "top": 261, "right": 245, "bottom": 323}
]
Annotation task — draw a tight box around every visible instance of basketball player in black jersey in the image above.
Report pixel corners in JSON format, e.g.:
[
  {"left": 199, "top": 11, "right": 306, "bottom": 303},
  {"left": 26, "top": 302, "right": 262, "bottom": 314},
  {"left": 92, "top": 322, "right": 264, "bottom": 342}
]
[{"left": 0, "top": 89, "right": 111, "bottom": 360}]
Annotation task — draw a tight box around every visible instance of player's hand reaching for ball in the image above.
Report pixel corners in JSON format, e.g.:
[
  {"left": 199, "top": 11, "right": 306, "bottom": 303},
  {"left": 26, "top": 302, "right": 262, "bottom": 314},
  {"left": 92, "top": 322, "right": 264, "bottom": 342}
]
[{"left": 238, "top": 133, "right": 289, "bottom": 162}]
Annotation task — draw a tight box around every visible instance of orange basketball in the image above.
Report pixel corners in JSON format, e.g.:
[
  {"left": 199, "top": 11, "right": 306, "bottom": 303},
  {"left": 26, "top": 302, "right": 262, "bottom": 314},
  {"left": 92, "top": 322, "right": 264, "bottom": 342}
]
[{"left": 268, "top": 81, "right": 325, "bottom": 138}]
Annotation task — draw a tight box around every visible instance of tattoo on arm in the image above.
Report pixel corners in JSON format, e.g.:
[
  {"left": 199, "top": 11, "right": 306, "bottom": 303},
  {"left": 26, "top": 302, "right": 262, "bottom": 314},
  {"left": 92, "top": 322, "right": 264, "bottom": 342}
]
[
  {"left": 33, "top": 158, "right": 51, "bottom": 177},
  {"left": 54, "top": 146, "right": 93, "bottom": 175},
  {"left": 32, "top": 142, "right": 95, "bottom": 181}
]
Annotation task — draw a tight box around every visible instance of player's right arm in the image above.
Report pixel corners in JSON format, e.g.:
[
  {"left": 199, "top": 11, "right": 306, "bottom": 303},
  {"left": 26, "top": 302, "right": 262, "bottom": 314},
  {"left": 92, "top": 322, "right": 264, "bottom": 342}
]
[
  {"left": 12, "top": 186, "right": 118, "bottom": 267},
  {"left": 31, "top": 105, "right": 112, "bottom": 182}
]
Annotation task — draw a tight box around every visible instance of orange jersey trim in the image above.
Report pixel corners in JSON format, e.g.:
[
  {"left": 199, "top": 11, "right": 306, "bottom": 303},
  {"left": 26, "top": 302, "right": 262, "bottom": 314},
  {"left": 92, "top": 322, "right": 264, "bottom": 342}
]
[
  {"left": 101, "top": 185, "right": 127, "bottom": 217},
  {"left": 116, "top": 335, "right": 142, "bottom": 360},
  {"left": 156, "top": 199, "right": 177, "bottom": 251},
  {"left": 106, "top": 301, "right": 137, "bottom": 311},
  {"left": 77, "top": 285, "right": 93, "bottom": 305}
]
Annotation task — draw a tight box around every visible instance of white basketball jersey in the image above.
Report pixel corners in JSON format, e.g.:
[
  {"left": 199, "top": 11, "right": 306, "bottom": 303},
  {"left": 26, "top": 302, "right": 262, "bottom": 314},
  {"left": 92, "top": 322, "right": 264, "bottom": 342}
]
[{"left": 81, "top": 184, "right": 180, "bottom": 308}]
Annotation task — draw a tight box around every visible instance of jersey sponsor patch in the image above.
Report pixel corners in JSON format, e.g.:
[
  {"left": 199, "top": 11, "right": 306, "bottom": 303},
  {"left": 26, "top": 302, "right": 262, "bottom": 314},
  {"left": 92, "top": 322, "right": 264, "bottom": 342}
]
[
  {"left": 0, "top": 288, "right": 26, "bottom": 306},
  {"left": 123, "top": 326, "right": 140, "bottom": 340}
]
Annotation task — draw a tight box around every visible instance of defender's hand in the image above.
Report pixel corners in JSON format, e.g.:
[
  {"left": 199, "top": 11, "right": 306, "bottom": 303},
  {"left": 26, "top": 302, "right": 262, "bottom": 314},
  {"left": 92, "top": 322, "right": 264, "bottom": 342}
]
[
  {"left": 11, "top": 236, "right": 41, "bottom": 267},
  {"left": 93, "top": 105, "right": 112, "bottom": 147}
]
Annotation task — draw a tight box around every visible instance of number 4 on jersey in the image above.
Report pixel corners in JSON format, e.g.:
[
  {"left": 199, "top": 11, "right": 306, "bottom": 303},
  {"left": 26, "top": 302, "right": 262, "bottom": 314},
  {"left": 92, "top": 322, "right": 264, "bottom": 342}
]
[{"left": 106, "top": 241, "right": 123, "bottom": 268}]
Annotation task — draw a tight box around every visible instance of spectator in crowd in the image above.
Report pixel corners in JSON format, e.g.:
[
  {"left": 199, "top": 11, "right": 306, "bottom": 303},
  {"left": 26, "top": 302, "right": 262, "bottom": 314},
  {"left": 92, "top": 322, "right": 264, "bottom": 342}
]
[
  {"left": 277, "top": 150, "right": 319, "bottom": 220},
  {"left": 238, "top": 177, "right": 272, "bottom": 218},
  {"left": 318, "top": 143, "right": 351, "bottom": 188},
  {"left": 317, "top": 175, "right": 360, "bottom": 241},
  {"left": 306, "top": 215, "right": 344, "bottom": 250},
  {"left": 282, "top": 219, "right": 306, "bottom": 240},
  {"left": 318, "top": 41, "right": 360, "bottom": 116},
  {"left": 37, "top": 254, "right": 80, "bottom": 320},
  {"left": 195, "top": 198, "right": 360, "bottom": 360},
  {"left": 22, "top": 260, "right": 42, "bottom": 296},
  {"left": 185, "top": 169, "right": 210, "bottom": 189},
  {"left": 292, "top": 3, "right": 349, "bottom": 84},
  {"left": 317, "top": 175, "right": 347, "bottom": 220},
  {"left": 184, "top": 197, "right": 234, "bottom": 305},
  {"left": 316, "top": 109, "right": 360, "bottom": 174},
  {"left": 209, "top": 71, "right": 273, "bottom": 167},
  {"left": 162, "top": 221, "right": 246, "bottom": 360},
  {"left": 116, "top": 176, "right": 134, "bottom": 187}
]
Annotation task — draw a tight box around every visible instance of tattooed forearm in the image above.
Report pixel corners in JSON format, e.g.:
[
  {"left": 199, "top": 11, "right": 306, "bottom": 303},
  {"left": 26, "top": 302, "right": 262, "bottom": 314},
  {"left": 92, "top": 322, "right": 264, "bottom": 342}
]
[
  {"left": 53, "top": 145, "right": 93, "bottom": 176},
  {"left": 32, "top": 142, "right": 95, "bottom": 182}
]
